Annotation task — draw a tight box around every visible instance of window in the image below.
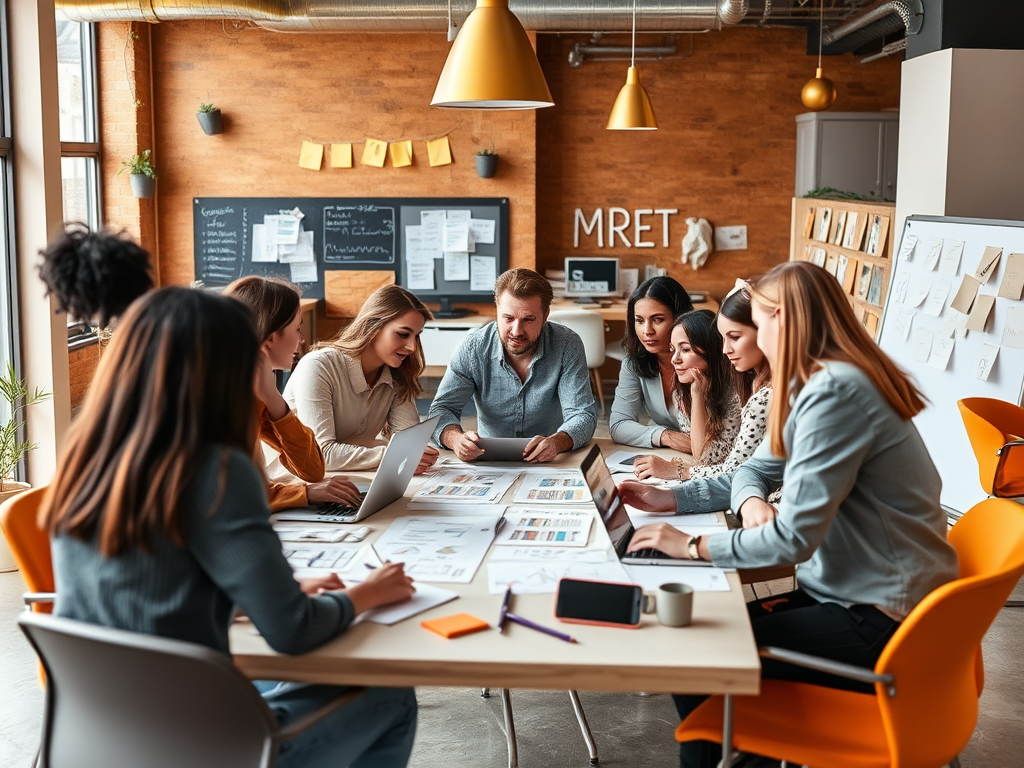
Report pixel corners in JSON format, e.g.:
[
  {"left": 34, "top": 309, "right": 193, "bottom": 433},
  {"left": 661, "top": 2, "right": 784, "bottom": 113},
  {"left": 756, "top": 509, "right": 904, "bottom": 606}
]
[{"left": 0, "top": 0, "right": 17, "bottom": 374}]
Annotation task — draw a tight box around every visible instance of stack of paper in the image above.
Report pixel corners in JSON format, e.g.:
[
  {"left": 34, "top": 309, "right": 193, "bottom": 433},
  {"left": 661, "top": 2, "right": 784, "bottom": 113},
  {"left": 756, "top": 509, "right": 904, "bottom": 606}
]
[
  {"left": 494, "top": 508, "right": 594, "bottom": 547},
  {"left": 411, "top": 469, "right": 521, "bottom": 504},
  {"left": 512, "top": 470, "right": 592, "bottom": 504}
]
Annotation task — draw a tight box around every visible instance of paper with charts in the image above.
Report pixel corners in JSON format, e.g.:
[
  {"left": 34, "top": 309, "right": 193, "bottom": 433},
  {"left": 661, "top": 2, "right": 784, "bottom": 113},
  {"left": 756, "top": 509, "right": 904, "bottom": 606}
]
[
  {"left": 512, "top": 470, "right": 593, "bottom": 504},
  {"left": 412, "top": 469, "right": 521, "bottom": 504},
  {"left": 494, "top": 508, "right": 594, "bottom": 547},
  {"left": 372, "top": 515, "right": 496, "bottom": 583}
]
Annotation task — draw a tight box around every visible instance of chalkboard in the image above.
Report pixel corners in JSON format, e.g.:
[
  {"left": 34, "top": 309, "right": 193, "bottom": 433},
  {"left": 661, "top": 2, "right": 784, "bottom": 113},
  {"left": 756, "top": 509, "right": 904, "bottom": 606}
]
[{"left": 193, "top": 197, "right": 508, "bottom": 302}]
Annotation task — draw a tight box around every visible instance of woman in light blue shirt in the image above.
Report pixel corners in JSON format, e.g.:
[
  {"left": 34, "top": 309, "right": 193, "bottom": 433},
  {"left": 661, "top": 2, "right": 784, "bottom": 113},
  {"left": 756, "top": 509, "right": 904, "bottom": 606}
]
[
  {"left": 609, "top": 276, "right": 694, "bottom": 449},
  {"left": 620, "top": 262, "right": 958, "bottom": 768}
]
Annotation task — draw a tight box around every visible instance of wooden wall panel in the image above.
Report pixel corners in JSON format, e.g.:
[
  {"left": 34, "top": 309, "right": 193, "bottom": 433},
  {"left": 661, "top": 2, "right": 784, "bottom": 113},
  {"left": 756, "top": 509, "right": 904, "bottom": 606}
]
[{"left": 535, "top": 29, "right": 902, "bottom": 300}]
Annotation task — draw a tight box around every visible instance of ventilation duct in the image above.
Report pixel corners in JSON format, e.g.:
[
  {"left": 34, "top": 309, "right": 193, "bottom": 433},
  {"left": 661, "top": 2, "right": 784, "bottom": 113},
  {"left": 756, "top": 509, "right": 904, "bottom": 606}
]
[
  {"left": 821, "top": 0, "right": 922, "bottom": 54},
  {"left": 56, "top": 0, "right": 751, "bottom": 33}
]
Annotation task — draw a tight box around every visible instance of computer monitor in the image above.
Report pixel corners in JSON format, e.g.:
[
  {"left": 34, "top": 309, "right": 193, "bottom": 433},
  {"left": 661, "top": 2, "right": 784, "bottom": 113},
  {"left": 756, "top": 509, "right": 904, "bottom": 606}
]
[{"left": 564, "top": 257, "right": 620, "bottom": 304}]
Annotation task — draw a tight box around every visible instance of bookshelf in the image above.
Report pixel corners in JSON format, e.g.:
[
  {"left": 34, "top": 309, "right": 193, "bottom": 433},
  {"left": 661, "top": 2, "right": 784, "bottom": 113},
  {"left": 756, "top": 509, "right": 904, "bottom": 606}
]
[{"left": 789, "top": 197, "right": 897, "bottom": 340}]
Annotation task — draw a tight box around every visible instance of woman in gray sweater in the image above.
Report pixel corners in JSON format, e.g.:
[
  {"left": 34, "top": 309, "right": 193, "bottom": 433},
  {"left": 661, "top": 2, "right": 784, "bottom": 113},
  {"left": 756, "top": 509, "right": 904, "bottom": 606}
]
[
  {"left": 620, "top": 262, "right": 958, "bottom": 768},
  {"left": 45, "top": 288, "right": 419, "bottom": 768}
]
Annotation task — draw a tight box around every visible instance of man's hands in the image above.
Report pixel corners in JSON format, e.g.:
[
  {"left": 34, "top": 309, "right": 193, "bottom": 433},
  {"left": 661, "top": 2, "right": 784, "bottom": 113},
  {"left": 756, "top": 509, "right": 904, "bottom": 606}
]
[
  {"left": 524, "top": 433, "right": 573, "bottom": 463},
  {"left": 306, "top": 477, "right": 363, "bottom": 506},
  {"left": 738, "top": 497, "right": 778, "bottom": 529},
  {"left": 617, "top": 480, "right": 676, "bottom": 513},
  {"left": 442, "top": 426, "right": 485, "bottom": 462},
  {"left": 346, "top": 562, "right": 416, "bottom": 615}
]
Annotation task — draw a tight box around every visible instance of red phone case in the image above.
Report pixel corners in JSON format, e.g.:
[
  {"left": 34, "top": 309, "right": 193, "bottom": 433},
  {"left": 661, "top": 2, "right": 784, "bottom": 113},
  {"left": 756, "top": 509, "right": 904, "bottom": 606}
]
[{"left": 553, "top": 577, "right": 643, "bottom": 629}]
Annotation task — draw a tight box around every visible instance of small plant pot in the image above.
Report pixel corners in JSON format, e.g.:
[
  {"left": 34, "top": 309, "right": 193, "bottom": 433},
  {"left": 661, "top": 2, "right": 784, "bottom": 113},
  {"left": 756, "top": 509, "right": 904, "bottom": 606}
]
[
  {"left": 475, "top": 154, "right": 499, "bottom": 178},
  {"left": 130, "top": 174, "right": 156, "bottom": 199},
  {"left": 0, "top": 481, "right": 32, "bottom": 572},
  {"left": 197, "top": 109, "right": 223, "bottom": 135}
]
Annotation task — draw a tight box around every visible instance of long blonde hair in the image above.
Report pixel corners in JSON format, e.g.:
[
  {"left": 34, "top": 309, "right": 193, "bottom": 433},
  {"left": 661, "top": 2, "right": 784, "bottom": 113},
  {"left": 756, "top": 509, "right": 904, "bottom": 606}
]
[
  {"left": 750, "top": 261, "right": 926, "bottom": 458},
  {"left": 320, "top": 285, "right": 433, "bottom": 403}
]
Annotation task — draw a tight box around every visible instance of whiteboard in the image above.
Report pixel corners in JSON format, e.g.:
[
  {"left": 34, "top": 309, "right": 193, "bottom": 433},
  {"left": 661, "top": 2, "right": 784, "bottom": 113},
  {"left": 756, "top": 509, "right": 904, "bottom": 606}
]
[{"left": 878, "top": 216, "right": 1024, "bottom": 515}]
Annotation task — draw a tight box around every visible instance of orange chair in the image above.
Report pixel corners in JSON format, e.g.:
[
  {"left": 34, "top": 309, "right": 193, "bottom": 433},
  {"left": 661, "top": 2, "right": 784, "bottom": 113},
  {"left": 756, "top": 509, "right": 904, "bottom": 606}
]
[
  {"left": 957, "top": 397, "right": 1024, "bottom": 498},
  {"left": 0, "top": 486, "right": 54, "bottom": 613},
  {"left": 675, "top": 498, "right": 1024, "bottom": 768}
]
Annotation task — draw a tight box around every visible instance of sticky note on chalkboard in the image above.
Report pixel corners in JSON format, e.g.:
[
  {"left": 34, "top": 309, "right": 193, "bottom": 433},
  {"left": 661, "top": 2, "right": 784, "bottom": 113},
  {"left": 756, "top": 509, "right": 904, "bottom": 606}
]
[
  {"left": 427, "top": 137, "right": 452, "bottom": 167},
  {"left": 390, "top": 141, "right": 413, "bottom": 168},
  {"left": 331, "top": 143, "right": 353, "bottom": 169},
  {"left": 299, "top": 141, "right": 324, "bottom": 171},
  {"left": 325, "top": 271, "right": 395, "bottom": 318},
  {"left": 362, "top": 139, "right": 388, "bottom": 168}
]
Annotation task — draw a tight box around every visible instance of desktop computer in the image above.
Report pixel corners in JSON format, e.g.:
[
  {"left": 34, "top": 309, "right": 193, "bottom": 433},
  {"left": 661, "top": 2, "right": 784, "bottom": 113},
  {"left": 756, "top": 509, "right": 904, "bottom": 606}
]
[{"left": 564, "top": 257, "right": 620, "bottom": 304}]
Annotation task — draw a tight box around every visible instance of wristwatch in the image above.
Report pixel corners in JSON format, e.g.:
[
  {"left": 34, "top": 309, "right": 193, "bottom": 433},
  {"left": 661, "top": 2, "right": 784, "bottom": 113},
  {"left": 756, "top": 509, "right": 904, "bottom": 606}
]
[{"left": 687, "top": 535, "right": 702, "bottom": 561}]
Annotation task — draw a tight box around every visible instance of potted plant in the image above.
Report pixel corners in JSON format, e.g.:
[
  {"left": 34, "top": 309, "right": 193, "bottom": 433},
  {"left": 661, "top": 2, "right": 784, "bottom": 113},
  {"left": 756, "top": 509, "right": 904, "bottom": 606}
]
[
  {"left": 475, "top": 148, "right": 499, "bottom": 178},
  {"left": 119, "top": 149, "right": 156, "bottom": 198},
  {"left": 196, "top": 102, "right": 223, "bottom": 135},
  {"left": 0, "top": 362, "right": 51, "bottom": 572}
]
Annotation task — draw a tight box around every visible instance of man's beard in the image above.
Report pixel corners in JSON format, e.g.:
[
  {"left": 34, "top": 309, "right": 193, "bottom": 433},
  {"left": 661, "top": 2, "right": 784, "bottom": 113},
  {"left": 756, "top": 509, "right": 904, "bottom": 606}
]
[{"left": 501, "top": 334, "right": 539, "bottom": 359}]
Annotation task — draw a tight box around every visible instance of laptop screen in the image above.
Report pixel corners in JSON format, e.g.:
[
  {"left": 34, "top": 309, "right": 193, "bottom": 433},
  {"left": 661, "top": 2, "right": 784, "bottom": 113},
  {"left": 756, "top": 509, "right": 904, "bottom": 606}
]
[{"left": 579, "top": 446, "right": 634, "bottom": 557}]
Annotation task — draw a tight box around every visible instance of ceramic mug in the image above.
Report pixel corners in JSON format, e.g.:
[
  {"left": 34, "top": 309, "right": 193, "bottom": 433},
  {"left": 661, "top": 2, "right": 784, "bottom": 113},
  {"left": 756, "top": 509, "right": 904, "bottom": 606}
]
[{"left": 644, "top": 583, "right": 694, "bottom": 627}]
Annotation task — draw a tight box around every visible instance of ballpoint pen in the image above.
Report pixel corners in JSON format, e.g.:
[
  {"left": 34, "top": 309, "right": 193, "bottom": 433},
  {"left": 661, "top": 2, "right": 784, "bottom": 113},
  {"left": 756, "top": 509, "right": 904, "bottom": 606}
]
[
  {"left": 497, "top": 584, "right": 513, "bottom": 633},
  {"left": 306, "top": 550, "right": 325, "bottom": 568},
  {"left": 505, "top": 612, "right": 578, "bottom": 644}
]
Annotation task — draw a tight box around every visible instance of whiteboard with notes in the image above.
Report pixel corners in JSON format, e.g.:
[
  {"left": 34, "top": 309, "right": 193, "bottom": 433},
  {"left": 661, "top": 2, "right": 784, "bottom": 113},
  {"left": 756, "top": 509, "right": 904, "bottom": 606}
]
[{"left": 878, "top": 215, "right": 1024, "bottom": 515}]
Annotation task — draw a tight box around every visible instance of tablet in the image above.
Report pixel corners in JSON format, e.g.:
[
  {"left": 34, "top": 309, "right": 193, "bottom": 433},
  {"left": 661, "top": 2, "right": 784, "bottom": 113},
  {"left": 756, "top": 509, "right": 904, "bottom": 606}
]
[{"left": 474, "top": 436, "right": 533, "bottom": 462}]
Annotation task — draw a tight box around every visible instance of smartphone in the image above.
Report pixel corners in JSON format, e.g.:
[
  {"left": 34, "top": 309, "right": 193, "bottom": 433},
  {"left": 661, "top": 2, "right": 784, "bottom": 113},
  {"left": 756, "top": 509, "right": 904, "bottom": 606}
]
[{"left": 554, "top": 578, "right": 643, "bottom": 629}]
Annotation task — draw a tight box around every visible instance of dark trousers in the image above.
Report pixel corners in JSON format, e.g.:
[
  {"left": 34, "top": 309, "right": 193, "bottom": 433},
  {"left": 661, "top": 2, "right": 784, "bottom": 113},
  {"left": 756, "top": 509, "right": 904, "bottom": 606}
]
[{"left": 673, "top": 589, "right": 900, "bottom": 768}]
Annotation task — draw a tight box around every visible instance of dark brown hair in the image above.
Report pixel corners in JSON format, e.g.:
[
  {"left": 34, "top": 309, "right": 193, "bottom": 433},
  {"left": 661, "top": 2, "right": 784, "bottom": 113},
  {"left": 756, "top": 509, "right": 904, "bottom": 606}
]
[
  {"left": 223, "top": 275, "right": 301, "bottom": 344},
  {"left": 673, "top": 309, "right": 736, "bottom": 449},
  {"left": 718, "top": 286, "right": 771, "bottom": 404},
  {"left": 624, "top": 276, "right": 694, "bottom": 379},
  {"left": 493, "top": 268, "right": 554, "bottom": 313},
  {"left": 43, "top": 288, "right": 259, "bottom": 556}
]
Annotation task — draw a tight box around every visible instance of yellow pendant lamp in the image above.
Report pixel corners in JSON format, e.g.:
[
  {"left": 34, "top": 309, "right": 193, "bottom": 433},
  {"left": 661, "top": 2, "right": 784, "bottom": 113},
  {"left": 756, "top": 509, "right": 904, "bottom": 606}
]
[
  {"left": 607, "top": 0, "right": 657, "bottom": 130},
  {"left": 430, "top": 0, "right": 553, "bottom": 110},
  {"left": 801, "top": 0, "right": 837, "bottom": 111}
]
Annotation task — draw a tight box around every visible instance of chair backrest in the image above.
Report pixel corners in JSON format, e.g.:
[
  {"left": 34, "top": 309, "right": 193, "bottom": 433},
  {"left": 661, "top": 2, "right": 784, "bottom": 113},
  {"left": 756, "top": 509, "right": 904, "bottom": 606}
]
[
  {"left": 872, "top": 498, "right": 1024, "bottom": 768},
  {"left": 19, "top": 612, "right": 280, "bottom": 768},
  {"left": 957, "top": 397, "right": 1024, "bottom": 496},
  {"left": 0, "top": 486, "right": 54, "bottom": 609},
  {"left": 547, "top": 310, "right": 606, "bottom": 369}
]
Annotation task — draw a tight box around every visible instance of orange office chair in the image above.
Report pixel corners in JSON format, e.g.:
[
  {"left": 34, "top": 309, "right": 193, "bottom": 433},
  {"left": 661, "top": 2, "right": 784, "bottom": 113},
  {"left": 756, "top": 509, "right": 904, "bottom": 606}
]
[
  {"left": 675, "top": 497, "right": 1024, "bottom": 768},
  {"left": 0, "top": 486, "right": 55, "bottom": 613},
  {"left": 958, "top": 397, "right": 1024, "bottom": 498}
]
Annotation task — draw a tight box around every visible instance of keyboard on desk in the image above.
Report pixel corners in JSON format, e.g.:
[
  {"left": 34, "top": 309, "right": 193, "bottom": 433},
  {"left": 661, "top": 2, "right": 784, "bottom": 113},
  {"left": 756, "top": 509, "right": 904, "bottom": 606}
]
[
  {"left": 627, "top": 547, "right": 674, "bottom": 561},
  {"left": 315, "top": 493, "right": 367, "bottom": 521}
]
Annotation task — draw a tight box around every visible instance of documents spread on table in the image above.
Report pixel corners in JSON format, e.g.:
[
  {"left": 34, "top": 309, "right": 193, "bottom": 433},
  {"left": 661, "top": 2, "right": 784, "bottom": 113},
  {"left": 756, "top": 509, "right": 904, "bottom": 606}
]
[
  {"left": 358, "top": 583, "right": 459, "bottom": 626},
  {"left": 493, "top": 508, "right": 593, "bottom": 547},
  {"left": 411, "top": 469, "right": 521, "bottom": 505},
  {"left": 487, "top": 557, "right": 631, "bottom": 595},
  {"left": 371, "top": 515, "right": 496, "bottom": 583},
  {"left": 623, "top": 564, "right": 731, "bottom": 593},
  {"left": 512, "top": 470, "right": 593, "bottom": 504}
]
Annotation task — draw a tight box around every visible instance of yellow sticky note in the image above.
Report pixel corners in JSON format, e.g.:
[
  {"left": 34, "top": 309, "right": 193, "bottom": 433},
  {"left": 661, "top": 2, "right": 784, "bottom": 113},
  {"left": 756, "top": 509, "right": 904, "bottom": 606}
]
[
  {"left": 427, "top": 136, "right": 452, "bottom": 167},
  {"left": 331, "top": 143, "right": 353, "bottom": 169},
  {"left": 299, "top": 141, "right": 324, "bottom": 171},
  {"left": 390, "top": 140, "right": 413, "bottom": 168},
  {"left": 361, "top": 139, "right": 388, "bottom": 168}
]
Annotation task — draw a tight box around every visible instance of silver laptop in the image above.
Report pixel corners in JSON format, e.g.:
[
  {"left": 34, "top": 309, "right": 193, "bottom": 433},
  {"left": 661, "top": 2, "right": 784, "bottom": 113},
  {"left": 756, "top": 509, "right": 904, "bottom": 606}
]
[
  {"left": 474, "top": 436, "right": 533, "bottom": 462},
  {"left": 275, "top": 416, "right": 439, "bottom": 524},
  {"left": 580, "top": 445, "right": 711, "bottom": 567}
]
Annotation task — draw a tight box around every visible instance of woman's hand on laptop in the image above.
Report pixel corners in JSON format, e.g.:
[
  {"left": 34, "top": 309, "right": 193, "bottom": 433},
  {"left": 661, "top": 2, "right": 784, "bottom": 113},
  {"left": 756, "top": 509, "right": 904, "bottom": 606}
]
[
  {"left": 415, "top": 445, "right": 440, "bottom": 475},
  {"left": 306, "top": 477, "right": 363, "bottom": 507},
  {"left": 618, "top": 481, "right": 676, "bottom": 513},
  {"left": 347, "top": 563, "right": 416, "bottom": 614},
  {"left": 627, "top": 524, "right": 689, "bottom": 559}
]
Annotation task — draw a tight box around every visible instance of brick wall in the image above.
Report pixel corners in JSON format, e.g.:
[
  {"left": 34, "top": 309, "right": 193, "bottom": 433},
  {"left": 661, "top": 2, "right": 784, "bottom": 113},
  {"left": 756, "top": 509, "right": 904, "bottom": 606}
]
[
  {"left": 68, "top": 343, "right": 101, "bottom": 413},
  {"left": 535, "top": 29, "right": 902, "bottom": 299}
]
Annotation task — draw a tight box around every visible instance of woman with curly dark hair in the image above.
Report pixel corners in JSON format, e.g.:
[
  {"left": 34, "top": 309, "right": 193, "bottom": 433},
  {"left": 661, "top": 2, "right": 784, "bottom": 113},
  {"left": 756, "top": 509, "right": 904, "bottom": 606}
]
[{"left": 37, "top": 223, "right": 154, "bottom": 328}]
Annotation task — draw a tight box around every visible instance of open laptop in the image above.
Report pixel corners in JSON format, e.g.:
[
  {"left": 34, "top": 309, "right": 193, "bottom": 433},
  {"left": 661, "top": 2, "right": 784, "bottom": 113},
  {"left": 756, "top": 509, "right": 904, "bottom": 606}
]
[
  {"left": 275, "top": 416, "right": 439, "bottom": 524},
  {"left": 580, "top": 445, "right": 711, "bottom": 567}
]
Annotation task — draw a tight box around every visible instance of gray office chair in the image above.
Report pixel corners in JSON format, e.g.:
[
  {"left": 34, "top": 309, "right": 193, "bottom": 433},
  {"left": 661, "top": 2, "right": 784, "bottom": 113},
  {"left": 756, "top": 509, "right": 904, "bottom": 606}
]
[
  {"left": 480, "top": 687, "right": 599, "bottom": 767},
  {"left": 18, "top": 612, "right": 365, "bottom": 768}
]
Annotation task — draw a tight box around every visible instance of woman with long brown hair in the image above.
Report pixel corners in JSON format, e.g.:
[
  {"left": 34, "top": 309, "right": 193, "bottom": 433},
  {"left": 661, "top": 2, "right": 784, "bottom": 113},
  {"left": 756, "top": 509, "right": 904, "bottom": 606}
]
[
  {"left": 44, "top": 287, "right": 419, "bottom": 768},
  {"left": 618, "top": 262, "right": 958, "bottom": 768},
  {"left": 284, "top": 285, "right": 438, "bottom": 472}
]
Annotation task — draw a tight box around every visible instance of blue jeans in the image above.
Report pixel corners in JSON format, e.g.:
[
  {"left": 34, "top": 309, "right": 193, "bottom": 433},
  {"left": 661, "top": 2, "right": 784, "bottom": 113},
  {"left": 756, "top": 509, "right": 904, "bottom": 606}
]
[{"left": 255, "top": 681, "right": 417, "bottom": 768}]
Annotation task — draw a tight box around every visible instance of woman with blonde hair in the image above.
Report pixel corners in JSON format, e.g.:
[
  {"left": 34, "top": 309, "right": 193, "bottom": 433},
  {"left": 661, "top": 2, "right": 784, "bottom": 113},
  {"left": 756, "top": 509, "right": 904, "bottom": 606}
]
[
  {"left": 284, "top": 285, "right": 439, "bottom": 472},
  {"left": 618, "top": 261, "right": 958, "bottom": 768},
  {"left": 224, "top": 275, "right": 361, "bottom": 510}
]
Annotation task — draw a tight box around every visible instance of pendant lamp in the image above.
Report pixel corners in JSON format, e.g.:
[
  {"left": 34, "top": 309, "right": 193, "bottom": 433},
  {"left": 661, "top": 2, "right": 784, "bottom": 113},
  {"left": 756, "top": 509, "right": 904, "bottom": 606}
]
[
  {"left": 607, "top": 0, "right": 657, "bottom": 131},
  {"left": 431, "top": 0, "right": 553, "bottom": 110},
  {"left": 801, "top": 0, "right": 837, "bottom": 111}
]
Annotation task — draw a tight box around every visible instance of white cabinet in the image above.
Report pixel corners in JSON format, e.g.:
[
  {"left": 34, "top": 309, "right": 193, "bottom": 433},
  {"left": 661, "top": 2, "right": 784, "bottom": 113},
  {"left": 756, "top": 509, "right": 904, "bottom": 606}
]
[{"left": 795, "top": 112, "right": 899, "bottom": 200}]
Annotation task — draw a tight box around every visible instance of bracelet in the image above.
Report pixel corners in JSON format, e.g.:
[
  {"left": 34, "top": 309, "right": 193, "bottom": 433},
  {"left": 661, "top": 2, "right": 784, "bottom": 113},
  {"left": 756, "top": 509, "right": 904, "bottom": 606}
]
[{"left": 674, "top": 458, "right": 686, "bottom": 482}]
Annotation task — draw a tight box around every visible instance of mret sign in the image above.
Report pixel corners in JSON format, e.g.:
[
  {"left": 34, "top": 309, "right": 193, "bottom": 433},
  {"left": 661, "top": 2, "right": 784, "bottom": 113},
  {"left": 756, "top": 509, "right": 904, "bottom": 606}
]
[{"left": 574, "top": 208, "right": 680, "bottom": 248}]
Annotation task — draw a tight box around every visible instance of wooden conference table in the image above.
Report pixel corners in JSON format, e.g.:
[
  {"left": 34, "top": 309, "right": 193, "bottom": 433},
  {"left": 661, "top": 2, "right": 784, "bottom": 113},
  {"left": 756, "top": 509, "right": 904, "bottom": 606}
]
[{"left": 231, "top": 439, "right": 759, "bottom": 701}]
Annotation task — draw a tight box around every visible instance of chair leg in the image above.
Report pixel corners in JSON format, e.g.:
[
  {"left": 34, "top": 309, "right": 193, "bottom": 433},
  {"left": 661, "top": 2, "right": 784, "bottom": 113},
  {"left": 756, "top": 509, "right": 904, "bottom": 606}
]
[
  {"left": 568, "top": 690, "right": 600, "bottom": 765},
  {"left": 481, "top": 687, "right": 491, "bottom": 698},
  {"left": 948, "top": 756, "right": 963, "bottom": 768},
  {"left": 717, "top": 694, "right": 738, "bottom": 768},
  {"left": 590, "top": 369, "right": 605, "bottom": 416},
  {"left": 1005, "top": 599, "right": 1024, "bottom": 607},
  {"left": 500, "top": 688, "right": 518, "bottom": 768}
]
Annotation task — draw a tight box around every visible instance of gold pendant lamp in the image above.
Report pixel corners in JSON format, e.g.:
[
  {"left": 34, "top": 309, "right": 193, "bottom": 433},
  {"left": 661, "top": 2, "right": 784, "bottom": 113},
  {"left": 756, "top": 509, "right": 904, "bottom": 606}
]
[
  {"left": 607, "top": 0, "right": 657, "bottom": 130},
  {"left": 801, "top": 0, "right": 837, "bottom": 111},
  {"left": 430, "top": 0, "right": 553, "bottom": 110}
]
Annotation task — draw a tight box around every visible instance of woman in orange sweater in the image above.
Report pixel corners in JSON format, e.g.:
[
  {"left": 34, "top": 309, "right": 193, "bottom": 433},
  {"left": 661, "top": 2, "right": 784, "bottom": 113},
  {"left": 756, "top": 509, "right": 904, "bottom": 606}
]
[{"left": 224, "top": 276, "right": 361, "bottom": 510}]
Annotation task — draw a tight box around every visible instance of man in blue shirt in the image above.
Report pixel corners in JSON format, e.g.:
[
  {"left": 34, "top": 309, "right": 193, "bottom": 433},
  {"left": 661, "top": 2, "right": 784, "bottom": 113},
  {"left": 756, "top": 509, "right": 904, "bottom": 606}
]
[{"left": 429, "top": 268, "right": 597, "bottom": 463}]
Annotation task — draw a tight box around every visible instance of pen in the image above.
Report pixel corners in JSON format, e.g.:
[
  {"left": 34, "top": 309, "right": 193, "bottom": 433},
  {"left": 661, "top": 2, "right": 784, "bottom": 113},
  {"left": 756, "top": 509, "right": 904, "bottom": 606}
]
[
  {"left": 505, "top": 612, "right": 578, "bottom": 644},
  {"left": 497, "top": 584, "right": 513, "bottom": 633},
  {"left": 494, "top": 514, "right": 508, "bottom": 537},
  {"left": 307, "top": 550, "right": 325, "bottom": 568}
]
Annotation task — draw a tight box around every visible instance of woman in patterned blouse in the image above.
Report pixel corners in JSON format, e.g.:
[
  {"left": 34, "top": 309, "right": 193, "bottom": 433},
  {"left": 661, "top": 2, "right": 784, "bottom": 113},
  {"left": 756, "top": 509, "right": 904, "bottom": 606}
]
[{"left": 633, "top": 309, "right": 741, "bottom": 480}]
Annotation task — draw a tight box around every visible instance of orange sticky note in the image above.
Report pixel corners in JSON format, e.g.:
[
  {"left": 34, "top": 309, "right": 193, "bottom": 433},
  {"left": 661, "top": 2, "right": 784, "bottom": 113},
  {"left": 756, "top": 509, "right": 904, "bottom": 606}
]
[
  {"left": 427, "top": 136, "right": 453, "bottom": 167},
  {"left": 390, "top": 140, "right": 413, "bottom": 168},
  {"left": 422, "top": 613, "right": 490, "bottom": 639},
  {"left": 361, "top": 138, "right": 388, "bottom": 168},
  {"left": 331, "top": 143, "right": 353, "bottom": 169},
  {"left": 299, "top": 141, "right": 324, "bottom": 171}
]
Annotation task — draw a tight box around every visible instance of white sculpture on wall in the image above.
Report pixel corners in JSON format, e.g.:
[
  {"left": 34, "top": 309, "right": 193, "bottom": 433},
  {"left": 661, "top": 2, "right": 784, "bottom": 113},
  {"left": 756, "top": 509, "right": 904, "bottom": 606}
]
[{"left": 682, "top": 217, "right": 713, "bottom": 269}]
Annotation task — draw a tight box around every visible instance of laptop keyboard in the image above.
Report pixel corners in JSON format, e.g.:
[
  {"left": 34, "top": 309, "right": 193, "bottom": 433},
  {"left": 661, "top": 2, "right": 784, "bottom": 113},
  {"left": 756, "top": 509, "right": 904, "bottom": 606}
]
[
  {"left": 317, "top": 493, "right": 367, "bottom": 519},
  {"left": 628, "top": 547, "right": 672, "bottom": 560}
]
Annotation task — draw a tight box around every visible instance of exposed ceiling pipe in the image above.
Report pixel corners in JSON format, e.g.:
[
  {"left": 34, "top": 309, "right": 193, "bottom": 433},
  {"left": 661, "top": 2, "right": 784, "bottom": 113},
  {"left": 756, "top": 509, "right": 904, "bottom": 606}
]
[
  {"left": 822, "top": 0, "right": 922, "bottom": 47},
  {"left": 859, "top": 36, "right": 906, "bottom": 63},
  {"left": 57, "top": 0, "right": 752, "bottom": 32}
]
